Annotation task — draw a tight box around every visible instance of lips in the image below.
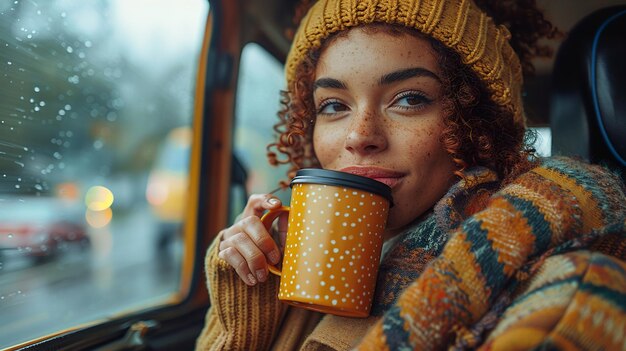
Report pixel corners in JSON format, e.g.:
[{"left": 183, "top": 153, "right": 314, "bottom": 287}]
[{"left": 339, "top": 166, "right": 404, "bottom": 188}]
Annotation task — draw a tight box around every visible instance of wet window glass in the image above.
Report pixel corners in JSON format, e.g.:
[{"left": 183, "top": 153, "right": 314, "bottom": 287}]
[
  {"left": 232, "top": 43, "right": 290, "bottom": 220},
  {"left": 0, "top": 0, "right": 208, "bottom": 347}
]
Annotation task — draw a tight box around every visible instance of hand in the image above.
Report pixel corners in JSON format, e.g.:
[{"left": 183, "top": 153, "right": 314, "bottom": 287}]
[{"left": 218, "top": 193, "right": 288, "bottom": 286}]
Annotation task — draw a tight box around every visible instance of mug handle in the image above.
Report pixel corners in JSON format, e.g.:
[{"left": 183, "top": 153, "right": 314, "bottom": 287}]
[{"left": 260, "top": 206, "right": 290, "bottom": 276}]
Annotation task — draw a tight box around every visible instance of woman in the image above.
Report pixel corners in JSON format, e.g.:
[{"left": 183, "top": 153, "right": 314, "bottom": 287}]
[{"left": 196, "top": 0, "right": 626, "bottom": 350}]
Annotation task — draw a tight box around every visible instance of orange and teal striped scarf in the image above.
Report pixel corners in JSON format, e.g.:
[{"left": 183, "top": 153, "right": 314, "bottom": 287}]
[{"left": 360, "top": 157, "right": 626, "bottom": 350}]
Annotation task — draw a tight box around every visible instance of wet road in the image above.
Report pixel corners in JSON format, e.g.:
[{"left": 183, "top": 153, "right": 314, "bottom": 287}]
[{"left": 0, "top": 208, "right": 182, "bottom": 348}]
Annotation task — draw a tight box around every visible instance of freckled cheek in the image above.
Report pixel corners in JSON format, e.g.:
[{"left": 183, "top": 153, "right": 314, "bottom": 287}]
[
  {"left": 401, "top": 125, "right": 444, "bottom": 159},
  {"left": 312, "top": 126, "right": 345, "bottom": 166}
]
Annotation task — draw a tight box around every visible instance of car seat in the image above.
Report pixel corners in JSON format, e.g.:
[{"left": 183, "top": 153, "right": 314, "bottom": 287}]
[{"left": 549, "top": 6, "right": 626, "bottom": 177}]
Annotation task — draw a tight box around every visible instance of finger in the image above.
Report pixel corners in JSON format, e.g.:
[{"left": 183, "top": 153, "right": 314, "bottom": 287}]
[
  {"left": 227, "top": 232, "right": 270, "bottom": 283},
  {"left": 261, "top": 195, "right": 282, "bottom": 211},
  {"left": 221, "top": 216, "right": 280, "bottom": 264},
  {"left": 240, "top": 215, "right": 281, "bottom": 265},
  {"left": 218, "top": 247, "right": 257, "bottom": 286},
  {"left": 242, "top": 194, "right": 282, "bottom": 218},
  {"left": 241, "top": 194, "right": 271, "bottom": 218},
  {"left": 220, "top": 222, "right": 244, "bottom": 242}
]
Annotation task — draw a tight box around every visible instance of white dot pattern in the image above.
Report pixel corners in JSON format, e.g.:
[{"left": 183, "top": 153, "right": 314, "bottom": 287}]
[{"left": 277, "top": 184, "right": 389, "bottom": 317}]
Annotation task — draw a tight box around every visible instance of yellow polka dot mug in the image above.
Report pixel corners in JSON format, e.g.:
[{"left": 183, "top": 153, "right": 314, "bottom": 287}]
[{"left": 261, "top": 168, "right": 393, "bottom": 318}]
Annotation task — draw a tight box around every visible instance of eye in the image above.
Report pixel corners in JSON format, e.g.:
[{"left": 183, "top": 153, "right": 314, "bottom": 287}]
[
  {"left": 317, "top": 99, "right": 349, "bottom": 116},
  {"left": 392, "top": 91, "right": 433, "bottom": 110}
]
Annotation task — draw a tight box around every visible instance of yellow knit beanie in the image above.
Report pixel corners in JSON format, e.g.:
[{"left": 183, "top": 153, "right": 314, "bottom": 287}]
[{"left": 285, "top": 0, "right": 525, "bottom": 127}]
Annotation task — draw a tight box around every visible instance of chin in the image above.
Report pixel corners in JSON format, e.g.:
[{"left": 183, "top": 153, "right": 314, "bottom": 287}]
[
  {"left": 383, "top": 212, "right": 408, "bottom": 236},
  {"left": 384, "top": 205, "right": 429, "bottom": 237}
]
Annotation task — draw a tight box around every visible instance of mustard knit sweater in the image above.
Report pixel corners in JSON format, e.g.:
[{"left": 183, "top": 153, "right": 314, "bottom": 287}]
[{"left": 195, "top": 157, "right": 626, "bottom": 350}]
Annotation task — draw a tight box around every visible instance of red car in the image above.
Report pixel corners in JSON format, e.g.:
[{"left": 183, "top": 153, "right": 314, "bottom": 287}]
[{"left": 0, "top": 196, "right": 88, "bottom": 262}]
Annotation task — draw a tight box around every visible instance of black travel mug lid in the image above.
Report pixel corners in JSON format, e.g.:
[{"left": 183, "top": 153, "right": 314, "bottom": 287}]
[{"left": 290, "top": 168, "right": 394, "bottom": 206}]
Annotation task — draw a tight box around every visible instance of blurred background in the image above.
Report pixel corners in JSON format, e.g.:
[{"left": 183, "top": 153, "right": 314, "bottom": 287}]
[{"left": 0, "top": 0, "right": 207, "bottom": 347}]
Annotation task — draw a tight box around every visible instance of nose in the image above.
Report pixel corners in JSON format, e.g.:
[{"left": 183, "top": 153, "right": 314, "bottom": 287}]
[{"left": 344, "top": 109, "right": 388, "bottom": 155}]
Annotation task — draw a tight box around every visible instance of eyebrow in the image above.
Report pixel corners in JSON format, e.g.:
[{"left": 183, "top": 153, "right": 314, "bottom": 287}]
[
  {"left": 313, "top": 67, "right": 441, "bottom": 92},
  {"left": 379, "top": 67, "right": 441, "bottom": 85},
  {"left": 313, "top": 77, "right": 347, "bottom": 91}
]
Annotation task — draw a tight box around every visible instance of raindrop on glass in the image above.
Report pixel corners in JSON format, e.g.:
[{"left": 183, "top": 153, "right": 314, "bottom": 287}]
[{"left": 107, "top": 112, "right": 117, "bottom": 121}]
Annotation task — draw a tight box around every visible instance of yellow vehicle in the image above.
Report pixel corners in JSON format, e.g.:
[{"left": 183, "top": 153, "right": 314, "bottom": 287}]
[
  {"left": 0, "top": 1, "right": 624, "bottom": 350},
  {"left": 146, "top": 127, "right": 191, "bottom": 248}
]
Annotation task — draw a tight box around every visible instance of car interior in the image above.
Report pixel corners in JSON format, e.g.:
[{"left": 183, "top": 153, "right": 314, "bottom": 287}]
[
  {"left": 549, "top": 5, "right": 626, "bottom": 177},
  {"left": 1, "top": 0, "right": 624, "bottom": 350}
]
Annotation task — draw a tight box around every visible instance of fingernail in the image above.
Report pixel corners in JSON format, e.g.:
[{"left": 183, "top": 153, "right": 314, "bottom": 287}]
[
  {"left": 256, "top": 269, "right": 266, "bottom": 282},
  {"left": 268, "top": 198, "right": 279, "bottom": 205},
  {"left": 247, "top": 273, "right": 257, "bottom": 285},
  {"left": 269, "top": 250, "right": 280, "bottom": 265}
]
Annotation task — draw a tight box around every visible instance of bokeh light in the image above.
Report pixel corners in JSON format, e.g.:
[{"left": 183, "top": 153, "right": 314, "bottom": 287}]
[
  {"left": 85, "top": 186, "right": 114, "bottom": 211},
  {"left": 56, "top": 182, "right": 80, "bottom": 201},
  {"left": 85, "top": 208, "right": 113, "bottom": 228}
]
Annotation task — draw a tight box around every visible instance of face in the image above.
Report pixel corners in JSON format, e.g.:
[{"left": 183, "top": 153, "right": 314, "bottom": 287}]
[{"left": 312, "top": 28, "right": 456, "bottom": 238}]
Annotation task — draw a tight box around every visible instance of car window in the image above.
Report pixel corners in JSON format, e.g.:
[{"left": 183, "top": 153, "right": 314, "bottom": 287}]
[
  {"left": 531, "top": 127, "right": 551, "bottom": 157},
  {"left": 0, "top": 0, "right": 208, "bottom": 348},
  {"left": 231, "top": 43, "right": 291, "bottom": 221}
]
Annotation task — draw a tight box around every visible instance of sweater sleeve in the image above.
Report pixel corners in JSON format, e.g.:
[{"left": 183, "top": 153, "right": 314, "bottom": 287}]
[
  {"left": 355, "top": 157, "right": 626, "bottom": 350},
  {"left": 195, "top": 233, "right": 285, "bottom": 351}
]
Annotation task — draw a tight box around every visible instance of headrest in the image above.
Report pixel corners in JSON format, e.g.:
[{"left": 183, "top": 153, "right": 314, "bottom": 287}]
[{"left": 550, "top": 6, "right": 626, "bottom": 175}]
